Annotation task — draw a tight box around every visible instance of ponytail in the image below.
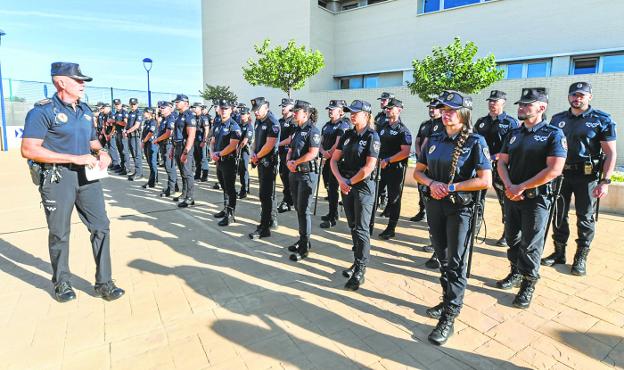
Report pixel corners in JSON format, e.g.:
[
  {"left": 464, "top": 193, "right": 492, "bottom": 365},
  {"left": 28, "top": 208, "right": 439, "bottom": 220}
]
[{"left": 448, "top": 107, "right": 473, "bottom": 184}]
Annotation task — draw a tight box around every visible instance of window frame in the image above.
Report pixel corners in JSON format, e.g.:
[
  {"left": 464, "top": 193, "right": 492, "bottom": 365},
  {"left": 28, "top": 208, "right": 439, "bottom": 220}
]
[{"left": 418, "top": 0, "right": 494, "bottom": 14}]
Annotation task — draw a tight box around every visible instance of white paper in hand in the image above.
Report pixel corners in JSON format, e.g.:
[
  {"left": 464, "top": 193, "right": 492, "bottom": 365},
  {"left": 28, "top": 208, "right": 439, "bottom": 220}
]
[{"left": 85, "top": 162, "right": 109, "bottom": 181}]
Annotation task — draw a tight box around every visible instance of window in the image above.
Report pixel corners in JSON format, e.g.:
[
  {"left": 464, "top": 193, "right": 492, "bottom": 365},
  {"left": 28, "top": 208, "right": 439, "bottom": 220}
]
[
  {"left": 572, "top": 58, "right": 598, "bottom": 75},
  {"left": 423, "top": 0, "right": 440, "bottom": 12},
  {"left": 506, "top": 63, "right": 523, "bottom": 79},
  {"left": 527, "top": 62, "right": 550, "bottom": 78},
  {"left": 367, "top": 0, "right": 388, "bottom": 4},
  {"left": 349, "top": 76, "right": 363, "bottom": 89},
  {"left": 337, "top": 72, "right": 402, "bottom": 90},
  {"left": 602, "top": 54, "right": 624, "bottom": 73},
  {"left": 419, "top": 0, "right": 492, "bottom": 13},
  {"left": 342, "top": 1, "right": 359, "bottom": 10},
  {"left": 363, "top": 75, "right": 379, "bottom": 88}
]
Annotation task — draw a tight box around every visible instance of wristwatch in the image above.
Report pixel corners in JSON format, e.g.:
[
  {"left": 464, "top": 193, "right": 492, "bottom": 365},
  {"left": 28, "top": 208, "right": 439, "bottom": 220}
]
[
  {"left": 599, "top": 178, "right": 612, "bottom": 185},
  {"left": 448, "top": 183, "right": 456, "bottom": 192},
  {"left": 345, "top": 179, "right": 352, "bottom": 186}
]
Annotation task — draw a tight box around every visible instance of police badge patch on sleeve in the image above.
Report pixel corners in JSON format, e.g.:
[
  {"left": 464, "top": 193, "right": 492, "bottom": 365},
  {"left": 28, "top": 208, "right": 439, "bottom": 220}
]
[
  {"left": 429, "top": 145, "right": 436, "bottom": 154},
  {"left": 561, "top": 137, "right": 568, "bottom": 151}
]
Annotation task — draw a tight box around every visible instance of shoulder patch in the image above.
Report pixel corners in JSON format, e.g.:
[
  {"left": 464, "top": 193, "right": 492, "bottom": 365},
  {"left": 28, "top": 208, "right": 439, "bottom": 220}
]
[{"left": 35, "top": 99, "right": 52, "bottom": 106}]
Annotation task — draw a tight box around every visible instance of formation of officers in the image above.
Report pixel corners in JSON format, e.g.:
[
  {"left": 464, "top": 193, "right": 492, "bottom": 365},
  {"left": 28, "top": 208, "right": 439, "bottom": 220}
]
[{"left": 24, "top": 62, "right": 617, "bottom": 349}]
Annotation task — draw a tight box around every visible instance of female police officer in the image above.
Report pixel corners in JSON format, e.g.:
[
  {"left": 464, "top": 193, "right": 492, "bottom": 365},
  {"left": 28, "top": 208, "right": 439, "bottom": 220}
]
[
  {"left": 413, "top": 91, "right": 492, "bottom": 345},
  {"left": 330, "top": 100, "right": 380, "bottom": 291},
  {"left": 140, "top": 108, "right": 159, "bottom": 189},
  {"left": 285, "top": 101, "right": 321, "bottom": 261}
]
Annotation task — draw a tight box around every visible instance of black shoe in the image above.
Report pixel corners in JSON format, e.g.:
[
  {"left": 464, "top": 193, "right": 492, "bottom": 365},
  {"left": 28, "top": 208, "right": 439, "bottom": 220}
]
[
  {"left": 128, "top": 175, "right": 135, "bottom": 181},
  {"left": 141, "top": 183, "right": 149, "bottom": 189},
  {"left": 148, "top": 183, "right": 155, "bottom": 188},
  {"left": 423, "top": 245, "right": 435, "bottom": 253},
  {"left": 344, "top": 265, "right": 366, "bottom": 291},
  {"left": 512, "top": 277, "right": 537, "bottom": 309},
  {"left": 173, "top": 196, "right": 181, "bottom": 202},
  {"left": 213, "top": 182, "right": 220, "bottom": 189},
  {"left": 379, "top": 227, "right": 395, "bottom": 240},
  {"left": 249, "top": 229, "right": 270, "bottom": 240},
  {"left": 321, "top": 213, "right": 333, "bottom": 221},
  {"left": 159, "top": 189, "right": 171, "bottom": 197},
  {"left": 320, "top": 218, "right": 336, "bottom": 229},
  {"left": 270, "top": 219, "right": 279, "bottom": 230},
  {"left": 426, "top": 302, "right": 444, "bottom": 319},
  {"left": 277, "top": 202, "right": 291, "bottom": 213},
  {"left": 54, "top": 282, "right": 76, "bottom": 303},
  {"left": 178, "top": 198, "right": 195, "bottom": 208},
  {"left": 289, "top": 250, "right": 309, "bottom": 262},
  {"left": 342, "top": 263, "right": 356, "bottom": 278},
  {"left": 118, "top": 169, "right": 128, "bottom": 176},
  {"left": 218, "top": 208, "right": 235, "bottom": 226},
  {"left": 425, "top": 255, "right": 440, "bottom": 269},
  {"left": 541, "top": 242, "right": 566, "bottom": 267},
  {"left": 410, "top": 210, "right": 426, "bottom": 222},
  {"left": 213, "top": 209, "right": 226, "bottom": 218},
  {"left": 571, "top": 246, "right": 590, "bottom": 276},
  {"left": 495, "top": 235, "right": 508, "bottom": 247},
  {"left": 496, "top": 267, "right": 522, "bottom": 290},
  {"left": 287, "top": 241, "right": 300, "bottom": 252},
  {"left": 428, "top": 312, "right": 456, "bottom": 346},
  {"left": 94, "top": 281, "right": 125, "bottom": 301},
  {"left": 238, "top": 191, "right": 247, "bottom": 199},
  {"left": 201, "top": 170, "right": 208, "bottom": 182}
]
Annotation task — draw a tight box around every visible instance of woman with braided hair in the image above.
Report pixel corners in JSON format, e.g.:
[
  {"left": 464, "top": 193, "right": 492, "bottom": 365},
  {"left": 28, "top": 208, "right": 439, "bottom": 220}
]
[{"left": 413, "top": 90, "right": 492, "bottom": 346}]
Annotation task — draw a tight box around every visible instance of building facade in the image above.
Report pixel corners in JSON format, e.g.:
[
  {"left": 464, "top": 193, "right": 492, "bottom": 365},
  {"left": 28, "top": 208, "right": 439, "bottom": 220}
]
[{"left": 202, "top": 0, "right": 624, "bottom": 163}]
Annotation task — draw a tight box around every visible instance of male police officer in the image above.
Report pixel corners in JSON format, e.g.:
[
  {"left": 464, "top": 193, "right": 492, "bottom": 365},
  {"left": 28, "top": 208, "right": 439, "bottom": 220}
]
[
  {"left": 191, "top": 102, "right": 209, "bottom": 182},
  {"left": 100, "top": 103, "right": 120, "bottom": 170},
  {"left": 126, "top": 98, "right": 144, "bottom": 181},
  {"left": 249, "top": 97, "right": 281, "bottom": 239},
  {"left": 238, "top": 106, "right": 254, "bottom": 198},
  {"left": 171, "top": 94, "right": 197, "bottom": 208},
  {"left": 475, "top": 90, "right": 520, "bottom": 247},
  {"left": 112, "top": 98, "right": 129, "bottom": 175},
  {"left": 277, "top": 98, "right": 296, "bottom": 213},
  {"left": 375, "top": 92, "right": 393, "bottom": 211},
  {"left": 153, "top": 101, "right": 177, "bottom": 197},
  {"left": 496, "top": 88, "right": 567, "bottom": 309},
  {"left": 21, "top": 62, "right": 124, "bottom": 302},
  {"left": 200, "top": 104, "right": 213, "bottom": 182},
  {"left": 542, "top": 82, "right": 617, "bottom": 275}
]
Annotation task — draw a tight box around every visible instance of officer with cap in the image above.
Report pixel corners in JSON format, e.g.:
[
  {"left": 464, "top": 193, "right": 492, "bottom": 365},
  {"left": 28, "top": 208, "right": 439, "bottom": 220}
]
[
  {"left": 330, "top": 100, "right": 380, "bottom": 291},
  {"left": 171, "top": 94, "right": 197, "bottom": 208},
  {"left": 542, "top": 82, "right": 617, "bottom": 276},
  {"left": 375, "top": 92, "right": 393, "bottom": 211},
  {"left": 319, "top": 99, "right": 350, "bottom": 228},
  {"left": 249, "top": 97, "right": 281, "bottom": 239},
  {"left": 277, "top": 98, "right": 296, "bottom": 213},
  {"left": 190, "top": 102, "right": 209, "bottom": 182},
  {"left": 377, "top": 97, "right": 412, "bottom": 240},
  {"left": 210, "top": 101, "right": 222, "bottom": 189},
  {"left": 112, "top": 98, "right": 129, "bottom": 174},
  {"left": 99, "top": 103, "right": 119, "bottom": 170},
  {"left": 414, "top": 90, "right": 492, "bottom": 345},
  {"left": 125, "top": 98, "right": 144, "bottom": 181},
  {"left": 141, "top": 107, "right": 159, "bottom": 188},
  {"left": 210, "top": 100, "right": 242, "bottom": 225},
  {"left": 21, "top": 62, "right": 124, "bottom": 302},
  {"left": 94, "top": 103, "right": 106, "bottom": 147},
  {"left": 496, "top": 88, "right": 567, "bottom": 309},
  {"left": 153, "top": 101, "right": 178, "bottom": 197},
  {"left": 200, "top": 104, "right": 213, "bottom": 182},
  {"left": 475, "top": 90, "right": 520, "bottom": 247},
  {"left": 237, "top": 106, "right": 254, "bottom": 199}
]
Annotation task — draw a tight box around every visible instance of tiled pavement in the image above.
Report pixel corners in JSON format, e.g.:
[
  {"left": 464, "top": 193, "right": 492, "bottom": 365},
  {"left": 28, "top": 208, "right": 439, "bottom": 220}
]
[{"left": 1, "top": 150, "right": 623, "bottom": 370}]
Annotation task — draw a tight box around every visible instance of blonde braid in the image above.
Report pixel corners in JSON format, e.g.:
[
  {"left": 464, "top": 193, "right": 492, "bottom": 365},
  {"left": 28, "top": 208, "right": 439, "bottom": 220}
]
[{"left": 448, "top": 126, "right": 471, "bottom": 184}]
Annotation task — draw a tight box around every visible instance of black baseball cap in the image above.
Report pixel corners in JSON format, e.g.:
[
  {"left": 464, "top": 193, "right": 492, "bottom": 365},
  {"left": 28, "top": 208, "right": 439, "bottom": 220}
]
[
  {"left": 240, "top": 107, "right": 251, "bottom": 115},
  {"left": 326, "top": 99, "right": 347, "bottom": 110},
  {"left": 129, "top": 98, "right": 138, "bottom": 105},
  {"left": 50, "top": 62, "right": 93, "bottom": 82},
  {"left": 251, "top": 97, "right": 268, "bottom": 112},
  {"left": 102, "top": 103, "right": 111, "bottom": 108},
  {"left": 143, "top": 107, "right": 156, "bottom": 114},
  {"left": 280, "top": 98, "right": 295, "bottom": 107},
  {"left": 113, "top": 98, "right": 121, "bottom": 105},
  {"left": 569, "top": 82, "right": 592, "bottom": 95},
  {"left": 218, "top": 99, "right": 233, "bottom": 108},
  {"left": 427, "top": 98, "right": 439, "bottom": 107},
  {"left": 160, "top": 101, "right": 173, "bottom": 108},
  {"left": 173, "top": 94, "right": 189, "bottom": 103},
  {"left": 377, "top": 92, "right": 394, "bottom": 100},
  {"left": 293, "top": 100, "right": 312, "bottom": 111},
  {"left": 344, "top": 100, "right": 372, "bottom": 113},
  {"left": 487, "top": 90, "right": 507, "bottom": 101},
  {"left": 384, "top": 98, "right": 403, "bottom": 109},
  {"left": 515, "top": 88, "right": 549, "bottom": 104},
  {"left": 435, "top": 91, "right": 473, "bottom": 110},
  {"left": 191, "top": 102, "right": 203, "bottom": 108}
]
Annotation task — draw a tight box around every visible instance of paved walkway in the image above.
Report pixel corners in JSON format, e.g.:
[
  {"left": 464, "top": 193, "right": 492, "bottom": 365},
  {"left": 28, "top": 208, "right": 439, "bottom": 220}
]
[{"left": 1, "top": 150, "right": 623, "bottom": 370}]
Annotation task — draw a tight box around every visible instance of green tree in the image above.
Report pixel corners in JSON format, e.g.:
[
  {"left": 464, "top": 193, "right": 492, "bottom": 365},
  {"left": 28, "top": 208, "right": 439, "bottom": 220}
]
[
  {"left": 407, "top": 37, "right": 503, "bottom": 102},
  {"left": 199, "top": 84, "right": 238, "bottom": 104},
  {"left": 242, "top": 39, "right": 325, "bottom": 98}
]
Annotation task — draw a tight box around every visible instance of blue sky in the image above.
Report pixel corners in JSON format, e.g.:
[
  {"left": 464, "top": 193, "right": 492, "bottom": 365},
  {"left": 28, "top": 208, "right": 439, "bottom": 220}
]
[{"left": 0, "top": 0, "right": 203, "bottom": 94}]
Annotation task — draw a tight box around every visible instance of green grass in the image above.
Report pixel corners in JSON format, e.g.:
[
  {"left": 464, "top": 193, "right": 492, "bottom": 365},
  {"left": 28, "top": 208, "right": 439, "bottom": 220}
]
[{"left": 612, "top": 172, "right": 624, "bottom": 183}]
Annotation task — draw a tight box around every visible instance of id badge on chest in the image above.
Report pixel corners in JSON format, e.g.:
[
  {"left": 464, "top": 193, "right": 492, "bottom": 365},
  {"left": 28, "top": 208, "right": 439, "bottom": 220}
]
[{"left": 584, "top": 161, "right": 593, "bottom": 175}]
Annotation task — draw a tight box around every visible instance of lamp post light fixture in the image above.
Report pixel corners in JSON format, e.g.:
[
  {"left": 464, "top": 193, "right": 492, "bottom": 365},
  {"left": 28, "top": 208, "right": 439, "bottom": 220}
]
[
  {"left": 142, "top": 57, "right": 153, "bottom": 108},
  {"left": 0, "top": 29, "right": 7, "bottom": 151}
]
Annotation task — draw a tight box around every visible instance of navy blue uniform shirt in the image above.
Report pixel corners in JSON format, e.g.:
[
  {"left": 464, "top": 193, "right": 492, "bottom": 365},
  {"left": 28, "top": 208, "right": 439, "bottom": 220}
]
[
  {"left": 158, "top": 114, "right": 176, "bottom": 138},
  {"left": 113, "top": 108, "right": 127, "bottom": 128},
  {"left": 500, "top": 121, "right": 568, "bottom": 184},
  {"left": 416, "top": 117, "right": 443, "bottom": 142},
  {"left": 141, "top": 119, "right": 157, "bottom": 142},
  {"left": 337, "top": 127, "right": 381, "bottom": 174},
  {"left": 279, "top": 116, "right": 296, "bottom": 144},
  {"left": 321, "top": 118, "right": 350, "bottom": 151},
  {"left": 289, "top": 121, "right": 320, "bottom": 161},
  {"left": 378, "top": 119, "right": 412, "bottom": 159},
  {"left": 475, "top": 112, "right": 519, "bottom": 157},
  {"left": 23, "top": 94, "right": 97, "bottom": 156},
  {"left": 550, "top": 106, "right": 616, "bottom": 164},
  {"left": 127, "top": 109, "right": 143, "bottom": 130},
  {"left": 172, "top": 109, "right": 196, "bottom": 142},
  {"left": 214, "top": 118, "right": 242, "bottom": 152},
  {"left": 374, "top": 111, "right": 388, "bottom": 133},
  {"left": 239, "top": 121, "right": 254, "bottom": 151},
  {"left": 419, "top": 131, "right": 491, "bottom": 184},
  {"left": 253, "top": 111, "right": 280, "bottom": 155},
  {"left": 196, "top": 113, "right": 210, "bottom": 142}
]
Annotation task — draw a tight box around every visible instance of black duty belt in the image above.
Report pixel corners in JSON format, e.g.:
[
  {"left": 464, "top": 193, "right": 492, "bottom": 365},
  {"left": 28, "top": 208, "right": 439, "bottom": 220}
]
[
  {"left": 41, "top": 163, "right": 84, "bottom": 171},
  {"left": 563, "top": 159, "right": 600, "bottom": 175},
  {"left": 524, "top": 183, "right": 552, "bottom": 199}
]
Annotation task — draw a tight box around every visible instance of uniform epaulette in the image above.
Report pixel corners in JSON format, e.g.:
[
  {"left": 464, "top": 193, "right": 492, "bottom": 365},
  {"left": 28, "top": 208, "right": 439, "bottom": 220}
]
[
  {"left": 590, "top": 109, "right": 612, "bottom": 119},
  {"left": 34, "top": 98, "right": 52, "bottom": 106}
]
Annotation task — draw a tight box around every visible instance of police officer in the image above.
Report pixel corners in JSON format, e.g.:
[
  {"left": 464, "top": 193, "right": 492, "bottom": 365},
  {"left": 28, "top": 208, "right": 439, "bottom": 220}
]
[
  {"left": 319, "top": 99, "right": 350, "bottom": 228},
  {"left": 112, "top": 99, "right": 129, "bottom": 175},
  {"left": 99, "top": 103, "right": 119, "bottom": 170},
  {"left": 475, "top": 90, "right": 520, "bottom": 247},
  {"left": 285, "top": 101, "right": 321, "bottom": 261},
  {"left": 374, "top": 92, "right": 393, "bottom": 211},
  {"left": 153, "top": 101, "right": 177, "bottom": 197},
  {"left": 21, "top": 62, "right": 124, "bottom": 302},
  {"left": 171, "top": 94, "right": 197, "bottom": 208},
  {"left": 125, "top": 98, "right": 144, "bottom": 181},
  {"left": 542, "top": 82, "right": 617, "bottom": 276},
  {"left": 330, "top": 100, "right": 380, "bottom": 291},
  {"left": 211, "top": 100, "right": 242, "bottom": 225},
  {"left": 277, "top": 98, "right": 296, "bottom": 213},
  {"left": 237, "top": 106, "right": 254, "bottom": 199},
  {"left": 496, "top": 88, "right": 567, "bottom": 309},
  {"left": 377, "top": 98, "right": 412, "bottom": 240},
  {"left": 200, "top": 104, "right": 213, "bottom": 182},
  {"left": 92, "top": 103, "right": 104, "bottom": 145},
  {"left": 191, "top": 102, "right": 209, "bottom": 182},
  {"left": 141, "top": 107, "right": 159, "bottom": 189},
  {"left": 413, "top": 91, "right": 492, "bottom": 346},
  {"left": 211, "top": 102, "right": 223, "bottom": 190},
  {"left": 248, "top": 97, "right": 281, "bottom": 239}
]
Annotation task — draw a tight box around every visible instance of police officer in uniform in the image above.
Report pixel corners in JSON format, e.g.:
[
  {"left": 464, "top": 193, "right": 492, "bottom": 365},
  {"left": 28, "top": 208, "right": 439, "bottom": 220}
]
[
  {"left": 126, "top": 98, "right": 144, "bottom": 181},
  {"left": 100, "top": 103, "right": 119, "bottom": 170},
  {"left": 277, "top": 98, "right": 296, "bottom": 213},
  {"left": 21, "top": 62, "right": 124, "bottom": 302},
  {"left": 191, "top": 102, "right": 209, "bottom": 182},
  {"left": 93, "top": 103, "right": 104, "bottom": 146},
  {"left": 171, "top": 94, "right": 197, "bottom": 208},
  {"left": 141, "top": 107, "right": 159, "bottom": 189},
  {"left": 331, "top": 100, "right": 380, "bottom": 291},
  {"left": 374, "top": 92, "right": 393, "bottom": 211},
  {"left": 319, "top": 99, "right": 350, "bottom": 228},
  {"left": 237, "top": 106, "right": 254, "bottom": 199},
  {"left": 153, "top": 101, "right": 177, "bottom": 197},
  {"left": 475, "top": 90, "right": 520, "bottom": 247},
  {"left": 211, "top": 103, "right": 223, "bottom": 190},
  {"left": 211, "top": 100, "right": 242, "bottom": 225},
  {"left": 200, "top": 104, "right": 213, "bottom": 182},
  {"left": 413, "top": 91, "right": 492, "bottom": 346},
  {"left": 496, "top": 88, "right": 567, "bottom": 309},
  {"left": 249, "top": 97, "right": 281, "bottom": 239},
  {"left": 542, "top": 82, "right": 617, "bottom": 275},
  {"left": 112, "top": 98, "right": 129, "bottom": 175},
  {"left": 377, "top": 98, "right": 412, "bottom": 240}
]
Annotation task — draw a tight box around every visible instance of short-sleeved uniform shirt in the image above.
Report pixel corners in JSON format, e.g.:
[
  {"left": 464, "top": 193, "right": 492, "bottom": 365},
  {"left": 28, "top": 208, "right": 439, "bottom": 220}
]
[
  {"left": 141, "top": 118, "right": 157, "bottom": 143},
  {"left": 279, "top": 116, "right": 296, "bottom": 149},
  {"left": 196, "top": 113, "right": 210, "bottom": 142},
  {"left": 549, "top": 107, "right": 617, "bottom": 165},
  {"left": 321, "top": 118, "right": 350, "bottom": 151},
  {"left": 289, "top": 121, "right": 320, "bottom": 161},
  {"left": 374, "top": 111, "right": 388, "bottom": 133},
  {"left": 500, "top": 121, "right": 568, "bottom": 184},
  {"left": 23, "top": 94, "right": 97, "bottom": 156},
  {"left": 419, "top": 131, "right": 491, "bottom": 184},
  {"left": 113, "top": 108, "right": 127, "bottom": 128},
  {"left": 97, "top": 112, "right": 111, "bottom": 133},
  {"left": 416, "top": 117, "right": 443, "bottom": 143},
  {"left": 126, "top": 109, "right": 143, "bottom": 131},
  {"left": 158, "top": 113, "right": 176, "bottom": 139},
  {"left": 239, "top": 121, "right": 254, "bottom": 152},
  {"left": 253, "top": 111, "right": 280, "bottom": 155},
  {"left": 378, "top": 119, "right": 412, "bottom": 160},
  {"left": 172, "top": 109, "right": 196, "bottom": 143},
  {"left": 475, "top": 112, "right": 519, "bottom": 157},
  {"left": 214, "top": 117, "right": 242, "bottom": 152},
  {"left": 337, "top": 127, "right": 381, "bottom": 176}
]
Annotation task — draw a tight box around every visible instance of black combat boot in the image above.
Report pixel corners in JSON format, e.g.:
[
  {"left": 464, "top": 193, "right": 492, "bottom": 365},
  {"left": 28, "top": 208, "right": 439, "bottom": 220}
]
[
  {"left": 379, "top": 220, "right": 397, "bottom": 240},
  {"left": 426, "top": 283, "right": 447, "bottom": 319},
  {"left": 496, "top": 264, "right": 522, "bottom": 290},
  {"left": 512, "top": 276, "right": 538, "bottom": 309},
  {"left": 320, "top": 214, "right": 337, "bottom": 229},
  {"left": 495, "top": 232, "right": 508, "bottom": 247},
  {"left": 425, "top": 252, "right": 440, "bottom": 269},
  {"left": 571, "top": 245, "right": 590, "bottom": 276},
  {"left": 541, "top": 242, "right": 566, "bottom": 266},
  {"left": 194, "top": 168, "right": 201, "bottom": 180},
  {"left": 428, "top": 307, "right": 457, "bottom": 345},
  {"left": 342, "top": 262, "right": 356, "bottom": 278},
  {"left": 218, "top": 207, "right": 235, "bottom": 226},
  {"left": 289, "top": 240, "right": 310, "bottom": 262},
  {"left": 344, "top": 263, "right": 366, "bottom": 291},
  {"left": 201, "top": 170, "right": 208, "bottom": 182}
]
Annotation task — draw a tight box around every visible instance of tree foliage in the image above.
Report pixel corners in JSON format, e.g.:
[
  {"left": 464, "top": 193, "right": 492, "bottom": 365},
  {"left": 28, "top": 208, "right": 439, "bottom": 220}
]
[
  {"left": 199, "top": 84, "right": 238, "bottom": 104},
  {"left": 407, "top": 37, "right": 504, "bottom": 102},
  {"left": 242, "top": 39, "right": 325, "bottom": 98}
]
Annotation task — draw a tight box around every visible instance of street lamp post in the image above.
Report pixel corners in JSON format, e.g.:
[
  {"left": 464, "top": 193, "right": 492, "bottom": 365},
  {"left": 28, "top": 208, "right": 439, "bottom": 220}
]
[
  {"left": 0, "top": 29, "right": 7, "bottom": 151},
  {"left": 142, "top": 58, "right": 153, "bottom": 108}
]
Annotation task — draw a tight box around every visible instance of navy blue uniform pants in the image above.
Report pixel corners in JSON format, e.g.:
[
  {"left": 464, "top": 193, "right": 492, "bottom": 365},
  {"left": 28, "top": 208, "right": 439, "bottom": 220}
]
[
  {"left": 161, "top": 142, "right": 177, "bottom": 192},
  {"left": 128, "top": 133, "right": 143, "bottom": 176},
  {"left": 144, "top": 142, "right": 159, "bottom": 186},
  {"left": 379, "top": 164, "right": 405, "bottom": 222},
  {"left": 278, "top": 150, "right": 293, "bottom": 205},
  {"left": 193, "top": 141, "right": 209, "bottom": 175},
  {"left": 342, "top": 179, "right": 375, "bottom": 266},
  {"left": 289, "top": 171, "right": 317, "bottom": 245},
  {"left": 238, "top": 150, "right": 250, "bottom": 193},
  {"left": 174, "top": 142, "right": 195, "bottom": 199},
  {"left": 552, "top": 173, "right": 598, "bottom": 248},
  {"left": 106, "top": 134, "right": 120, "bottom": 166},
  {"left": 257, "top": 160, "right": 277, "bottom": 230},
  {"left": 322, "top": 160, "right": 340, "bottom": 218},
  {"left": 39, "top": 166, "right": 112, "bottom": 285},
  {"left": 115, "top": 131, "right": 129, "bottom": 171},
  {"left": 217, "top": 157, "right": 237, "bottom": 210}
]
